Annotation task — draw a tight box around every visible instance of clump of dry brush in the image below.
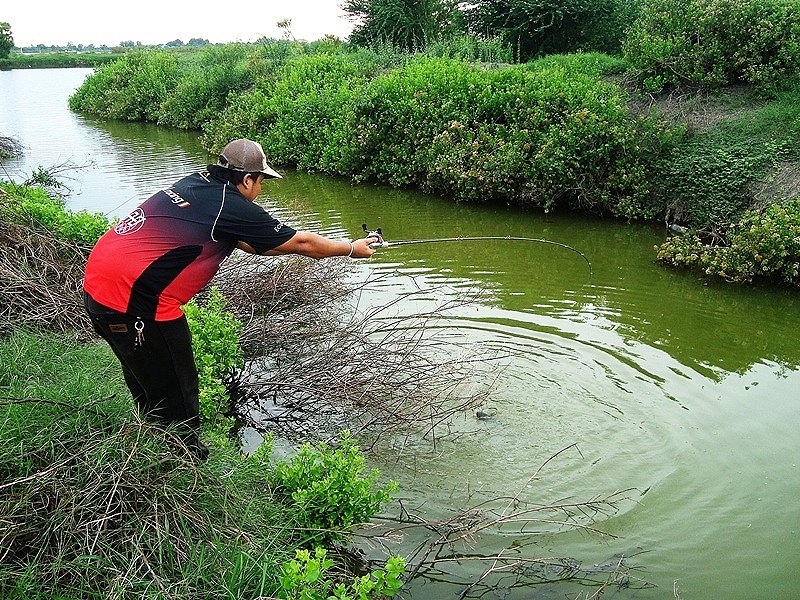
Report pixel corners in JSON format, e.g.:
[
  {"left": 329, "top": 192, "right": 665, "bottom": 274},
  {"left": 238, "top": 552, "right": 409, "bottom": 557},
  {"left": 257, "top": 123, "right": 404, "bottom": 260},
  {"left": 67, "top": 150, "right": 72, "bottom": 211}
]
[
  {"left": 0, "top": 396, "right": 290, "bottom": 598},
  {"left": 0, "top": 191, "right": 94, "bottom": 337},
  {"left": 207, "top": 253, "right": 496, "bottom": 443}
]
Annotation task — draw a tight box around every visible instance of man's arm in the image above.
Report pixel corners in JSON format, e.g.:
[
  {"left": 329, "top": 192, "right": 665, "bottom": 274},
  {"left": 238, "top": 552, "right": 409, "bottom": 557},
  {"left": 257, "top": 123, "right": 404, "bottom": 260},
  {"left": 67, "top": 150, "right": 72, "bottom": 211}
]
[{"left": 237, "top": 231, "right": 376, "bottom": 259}]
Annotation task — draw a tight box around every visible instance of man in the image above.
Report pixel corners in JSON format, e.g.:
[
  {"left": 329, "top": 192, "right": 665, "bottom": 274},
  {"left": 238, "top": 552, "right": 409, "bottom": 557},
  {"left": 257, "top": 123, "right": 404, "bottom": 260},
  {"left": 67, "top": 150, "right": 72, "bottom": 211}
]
[{"left": 83, "top": 138, "right": 376, "bottom": 459}]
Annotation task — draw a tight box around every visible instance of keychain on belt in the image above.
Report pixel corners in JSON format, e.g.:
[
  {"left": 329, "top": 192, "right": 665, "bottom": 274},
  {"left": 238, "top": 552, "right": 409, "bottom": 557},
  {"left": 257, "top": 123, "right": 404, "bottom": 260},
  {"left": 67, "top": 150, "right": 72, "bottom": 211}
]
[{"left": 134, "top": 317, "right": 145, "bottom": 348}]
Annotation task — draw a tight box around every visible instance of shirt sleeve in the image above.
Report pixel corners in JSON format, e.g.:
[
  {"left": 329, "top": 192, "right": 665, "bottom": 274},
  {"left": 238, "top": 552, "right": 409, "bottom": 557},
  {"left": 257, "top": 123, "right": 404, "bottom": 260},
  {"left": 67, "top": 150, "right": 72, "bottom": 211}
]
[{"left": 212, "top": 195, "right": 297, "bottom": 254}]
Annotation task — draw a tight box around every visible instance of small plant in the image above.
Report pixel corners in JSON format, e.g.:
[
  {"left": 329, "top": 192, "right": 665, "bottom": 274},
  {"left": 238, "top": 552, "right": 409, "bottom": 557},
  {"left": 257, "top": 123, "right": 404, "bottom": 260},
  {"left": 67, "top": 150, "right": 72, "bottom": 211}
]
[
  {"left": 184, "top": 288, "right": 244, "bottom": 437},
  {"left": 269, "top": 432, "right": 398, "bottom": 544},
  {"left": 656, "top": 198, "right": 800, "bottom": 284},
  {"left": 1, "top": 180, "right": 109, "bottom": 246},
  {"left": 279, "top": 547, "right": 405, "bottom": 600}
]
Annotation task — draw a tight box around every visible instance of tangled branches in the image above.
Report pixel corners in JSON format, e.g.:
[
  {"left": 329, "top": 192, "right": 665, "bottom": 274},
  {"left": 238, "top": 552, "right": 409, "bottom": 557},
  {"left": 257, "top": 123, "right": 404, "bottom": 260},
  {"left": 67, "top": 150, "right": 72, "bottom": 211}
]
[
  {"left": 208, "top": 253, "right": 496, "bottom": 442},
  {"left": 0, "top": 194, "right": 93, "bottom": 337},
  {"left": 0, "top": 135, "right": 23, "bottom": 161},
  {"left": 360, "top": 445, "right": 652, "bottom": 598}
]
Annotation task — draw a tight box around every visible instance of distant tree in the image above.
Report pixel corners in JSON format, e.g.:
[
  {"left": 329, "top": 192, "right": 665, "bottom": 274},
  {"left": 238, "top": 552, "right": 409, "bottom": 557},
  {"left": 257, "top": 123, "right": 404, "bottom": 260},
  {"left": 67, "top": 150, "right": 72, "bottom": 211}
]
[
  {"left": 119, "top": 40, "right": 136, "bottom": 48},
  {"left": 164, "top": 39, "right": 184, "bottom": 47},
  {"left": 342, "top": 0, "right": 457, "bottom": 51},
  {"left": 0, "top": 22, "right": 14, "bottom": 58},
  {"left": 187, "top": 38, "right": 210, "bottom": 47},
  {"left": 464, "top": 0, "right": 642, "bottom": 60}
]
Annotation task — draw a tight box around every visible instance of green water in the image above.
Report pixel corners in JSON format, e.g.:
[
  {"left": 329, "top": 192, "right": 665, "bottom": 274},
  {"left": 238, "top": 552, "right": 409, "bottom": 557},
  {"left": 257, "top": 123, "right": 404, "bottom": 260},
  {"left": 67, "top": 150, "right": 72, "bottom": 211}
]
[{"left": 2, "top": 68, "right": 798, "bottom": 599}]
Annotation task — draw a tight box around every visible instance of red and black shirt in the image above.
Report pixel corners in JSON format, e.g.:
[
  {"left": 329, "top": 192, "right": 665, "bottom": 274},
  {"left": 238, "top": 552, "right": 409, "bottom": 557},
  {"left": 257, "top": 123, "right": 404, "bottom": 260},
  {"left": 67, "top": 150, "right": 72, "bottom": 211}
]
[{"left": 84, "top": 172, "right": 296, "bottom": 321}]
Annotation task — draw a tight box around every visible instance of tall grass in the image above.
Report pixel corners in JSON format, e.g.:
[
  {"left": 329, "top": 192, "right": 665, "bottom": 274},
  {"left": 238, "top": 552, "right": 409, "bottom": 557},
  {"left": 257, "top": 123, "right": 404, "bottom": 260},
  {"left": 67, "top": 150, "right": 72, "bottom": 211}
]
[
  {"left": 0, "top": 327, "right": 404, "bottom": 599},
  {"left": 0, "top": 329, "right": 295, "bottom": 599}
]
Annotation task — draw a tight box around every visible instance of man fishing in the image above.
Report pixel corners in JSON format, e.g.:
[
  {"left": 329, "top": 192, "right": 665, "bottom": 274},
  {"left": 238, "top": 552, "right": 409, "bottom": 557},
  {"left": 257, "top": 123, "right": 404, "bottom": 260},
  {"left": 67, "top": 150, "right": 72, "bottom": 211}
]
[{"left": 83, "top": 138, "right": 377, "bottom": 460}]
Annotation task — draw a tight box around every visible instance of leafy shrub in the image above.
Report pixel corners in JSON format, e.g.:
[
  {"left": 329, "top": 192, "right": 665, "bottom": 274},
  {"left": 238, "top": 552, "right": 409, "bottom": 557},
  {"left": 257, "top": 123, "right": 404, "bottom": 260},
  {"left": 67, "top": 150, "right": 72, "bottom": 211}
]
[
  {"left": 1, "top": 181, "right": 109, "bottom": 245},
  {"left": 184, "top": 288, "right": 244, "bottom": 438},
  {"left": 279, "top": 547, "right": 405, "bottom": 600},
  {"left": 624, "top": 0, "right": 800, "bottom": 93},
  {"left": 203, "top": 51, "right": 381, "bottom": 173},
  {"left": 159, "top": 44, "right": 252, "bottom": 129},
  {"left": 69, "top": 50, "right": 181, "bottom": 121},
  {"left": 344, "top": 56, "right": 665, "bottom": 215},
  {"left": 269, "top": 432, "right": 398, "bottom": 544},
  {"left": 656, "top": 198, "right": 800, "bottom": 284}
]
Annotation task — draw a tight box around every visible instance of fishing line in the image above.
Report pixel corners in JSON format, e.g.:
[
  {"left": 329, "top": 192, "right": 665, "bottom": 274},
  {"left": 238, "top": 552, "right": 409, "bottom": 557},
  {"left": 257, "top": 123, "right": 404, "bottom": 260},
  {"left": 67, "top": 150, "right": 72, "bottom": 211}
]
[{"left": 362, "top": 225, "right": 593, "bottom": 278}]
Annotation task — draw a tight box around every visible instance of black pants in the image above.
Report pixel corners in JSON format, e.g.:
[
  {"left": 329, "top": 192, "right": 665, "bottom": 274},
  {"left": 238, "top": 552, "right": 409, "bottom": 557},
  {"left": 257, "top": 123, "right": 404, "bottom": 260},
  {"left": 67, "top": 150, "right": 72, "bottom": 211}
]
[{"left": 84, "top": 293, "right": 201, "bottom": 437}]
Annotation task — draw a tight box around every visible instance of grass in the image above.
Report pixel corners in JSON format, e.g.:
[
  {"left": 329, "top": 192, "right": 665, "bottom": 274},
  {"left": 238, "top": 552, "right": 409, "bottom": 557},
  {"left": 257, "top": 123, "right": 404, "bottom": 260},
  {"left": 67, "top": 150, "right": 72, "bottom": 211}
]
[{"left": 0, "top": 328, "right": 299, "bottom": 599}]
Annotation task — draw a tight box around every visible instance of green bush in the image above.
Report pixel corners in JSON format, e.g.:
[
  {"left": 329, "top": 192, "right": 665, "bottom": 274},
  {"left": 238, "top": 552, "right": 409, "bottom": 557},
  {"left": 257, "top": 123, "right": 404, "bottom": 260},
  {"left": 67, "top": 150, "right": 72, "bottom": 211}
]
[
  {"left": 69, "top": 50, "right": 181, "bottom": 121},
  {"left": 0, "top": 180, "right": 109, "bottom": 245},
  {"left": 344, "top": 56, "right": 662, "bottom": 215},
  {"left": 68, "top": 44, "right": 679, "bottom": 220},
  {"left": 184, "top": 288, "right": 244, "bottom": 438},
  {"left": 269, "top": 432, "right": 398, "bottom": 544},
  {"left": 279, "top": 547, "right": 405, "bottom": 600},
  {"left": 158, "top": 44, "right": 252, "bottom": 129},
  {"left": 203, "top": 51, "right": 381, "bottom": 173},
  {"left": 656, "top": 198, "right": 800, "bottom": 284},
  {"left": 624, "top": 0, "right": 800, "bottom": 93}
]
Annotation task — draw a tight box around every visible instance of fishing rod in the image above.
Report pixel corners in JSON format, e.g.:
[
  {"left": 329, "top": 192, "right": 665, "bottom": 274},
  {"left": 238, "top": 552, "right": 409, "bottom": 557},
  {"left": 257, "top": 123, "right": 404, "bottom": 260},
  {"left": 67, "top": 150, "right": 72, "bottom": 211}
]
[{"left": 361, "top": 224, "right": 593, "bottom": 277}]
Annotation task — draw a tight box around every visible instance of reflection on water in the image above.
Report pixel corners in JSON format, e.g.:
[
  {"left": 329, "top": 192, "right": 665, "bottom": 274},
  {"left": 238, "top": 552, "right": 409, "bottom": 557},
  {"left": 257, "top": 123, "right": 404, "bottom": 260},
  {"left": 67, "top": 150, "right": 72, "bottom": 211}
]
[
  {"left": 2, "top": 68, "right": 799, "bottom": 600},
  {"left": 0, "top": 68, "right": 207, "bottom": 218}
]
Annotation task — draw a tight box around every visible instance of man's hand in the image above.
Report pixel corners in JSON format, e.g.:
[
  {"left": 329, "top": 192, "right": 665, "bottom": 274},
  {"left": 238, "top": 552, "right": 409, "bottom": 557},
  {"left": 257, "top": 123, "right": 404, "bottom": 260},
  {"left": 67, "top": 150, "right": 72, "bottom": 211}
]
[{"left": 350, "top": 236, "right": 377, "bottom": 258}]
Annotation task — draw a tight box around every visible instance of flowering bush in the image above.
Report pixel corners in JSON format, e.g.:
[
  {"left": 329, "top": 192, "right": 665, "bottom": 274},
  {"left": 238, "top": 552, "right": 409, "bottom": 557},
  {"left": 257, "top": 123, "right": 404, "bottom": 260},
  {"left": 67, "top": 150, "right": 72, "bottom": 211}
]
[
  {"left": 624, "top": 0, "right": 800, "bottom": 93},
  {"left": 656, "top": 199, "right": 800, "bottom": 284}
]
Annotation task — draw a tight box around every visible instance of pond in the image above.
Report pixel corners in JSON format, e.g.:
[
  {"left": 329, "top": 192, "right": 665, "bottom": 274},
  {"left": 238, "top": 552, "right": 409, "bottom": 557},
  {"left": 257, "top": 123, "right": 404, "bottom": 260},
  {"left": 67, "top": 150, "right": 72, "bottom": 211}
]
[{"left": 1, "top": 68, "right": 798, "bottom": 599}]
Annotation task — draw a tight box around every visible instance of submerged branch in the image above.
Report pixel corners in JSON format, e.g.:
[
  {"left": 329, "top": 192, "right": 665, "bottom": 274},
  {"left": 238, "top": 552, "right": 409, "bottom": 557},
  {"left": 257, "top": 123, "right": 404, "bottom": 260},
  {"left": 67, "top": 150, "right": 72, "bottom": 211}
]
[
  {"left": 354, "top": 445, "right": 651, "bottom": 598},
  {"left": 209, "top": 253, "right": 501, "bottom": 442}
]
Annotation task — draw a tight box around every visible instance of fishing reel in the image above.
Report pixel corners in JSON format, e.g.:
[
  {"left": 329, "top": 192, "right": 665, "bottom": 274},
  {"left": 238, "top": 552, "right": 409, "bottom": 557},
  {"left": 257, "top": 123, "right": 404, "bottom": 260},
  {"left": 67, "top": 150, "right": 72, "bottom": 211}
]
[{"left": 362, "top": 223, "right": 388, "bottom": 248}]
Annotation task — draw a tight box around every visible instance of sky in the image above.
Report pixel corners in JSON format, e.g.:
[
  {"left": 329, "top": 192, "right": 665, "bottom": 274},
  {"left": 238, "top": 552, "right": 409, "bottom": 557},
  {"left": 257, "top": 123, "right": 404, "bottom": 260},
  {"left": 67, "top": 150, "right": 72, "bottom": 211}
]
[{"left": 4, "top": 1, "right": 357, "bottom": 48}]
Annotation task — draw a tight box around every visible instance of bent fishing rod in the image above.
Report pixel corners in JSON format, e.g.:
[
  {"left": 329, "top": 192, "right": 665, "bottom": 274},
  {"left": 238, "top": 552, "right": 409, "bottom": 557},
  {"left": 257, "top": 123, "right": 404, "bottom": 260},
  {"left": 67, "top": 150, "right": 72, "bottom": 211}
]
[{"left": 360, "top": 223, "right": 593, "bottom": 277}]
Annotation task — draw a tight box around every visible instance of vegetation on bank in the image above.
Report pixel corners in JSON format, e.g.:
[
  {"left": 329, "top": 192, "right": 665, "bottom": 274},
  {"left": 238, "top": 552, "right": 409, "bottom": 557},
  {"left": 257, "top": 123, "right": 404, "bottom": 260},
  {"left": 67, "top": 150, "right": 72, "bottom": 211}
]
[
  {"left": 624, "top": 0, "right": 800, "bottom": 93},
  {"left": 0, "top": 182, "right": 404, "bottom": 599},
  {"left": 0, "top": 51, "right": 120, "bottom": 69},
  {"left": 0, "top": 328, "right": 404, "bottom": 600}
]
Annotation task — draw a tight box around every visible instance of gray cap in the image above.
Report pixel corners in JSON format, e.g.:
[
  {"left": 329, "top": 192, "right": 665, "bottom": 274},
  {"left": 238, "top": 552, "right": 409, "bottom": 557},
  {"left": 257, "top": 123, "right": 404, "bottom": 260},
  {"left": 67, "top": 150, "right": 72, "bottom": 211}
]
[{"left": 216, "top": 138, "right": 282, "bottom": 179}]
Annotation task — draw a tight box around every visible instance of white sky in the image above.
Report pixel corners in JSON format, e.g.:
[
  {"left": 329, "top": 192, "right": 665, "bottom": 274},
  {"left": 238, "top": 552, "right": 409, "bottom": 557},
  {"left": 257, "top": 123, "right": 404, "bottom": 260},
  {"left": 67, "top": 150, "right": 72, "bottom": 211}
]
[{"left": 4, "top": 1, "right": 356, "bottom": 47}]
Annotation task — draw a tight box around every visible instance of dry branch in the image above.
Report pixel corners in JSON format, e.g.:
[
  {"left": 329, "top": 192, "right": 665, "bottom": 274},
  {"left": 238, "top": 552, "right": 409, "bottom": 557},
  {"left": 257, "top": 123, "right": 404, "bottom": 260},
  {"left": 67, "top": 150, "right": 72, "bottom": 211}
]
[
  {"left": 0, "top": 195, "right": 93, "bottom": 337},
  {"left": 209, "top": 253, "right": 500, "bottom": 442},
  {"left": 355, "top": 446, "right": 653, "bottom": 598}
]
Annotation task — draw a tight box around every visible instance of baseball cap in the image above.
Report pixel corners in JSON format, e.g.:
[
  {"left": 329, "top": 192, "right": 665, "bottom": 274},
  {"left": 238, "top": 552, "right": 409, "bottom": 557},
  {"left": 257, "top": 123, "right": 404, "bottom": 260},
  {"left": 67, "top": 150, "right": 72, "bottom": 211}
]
[{"left": 216, "top": 139, "right": 282, "bottom": 179}]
